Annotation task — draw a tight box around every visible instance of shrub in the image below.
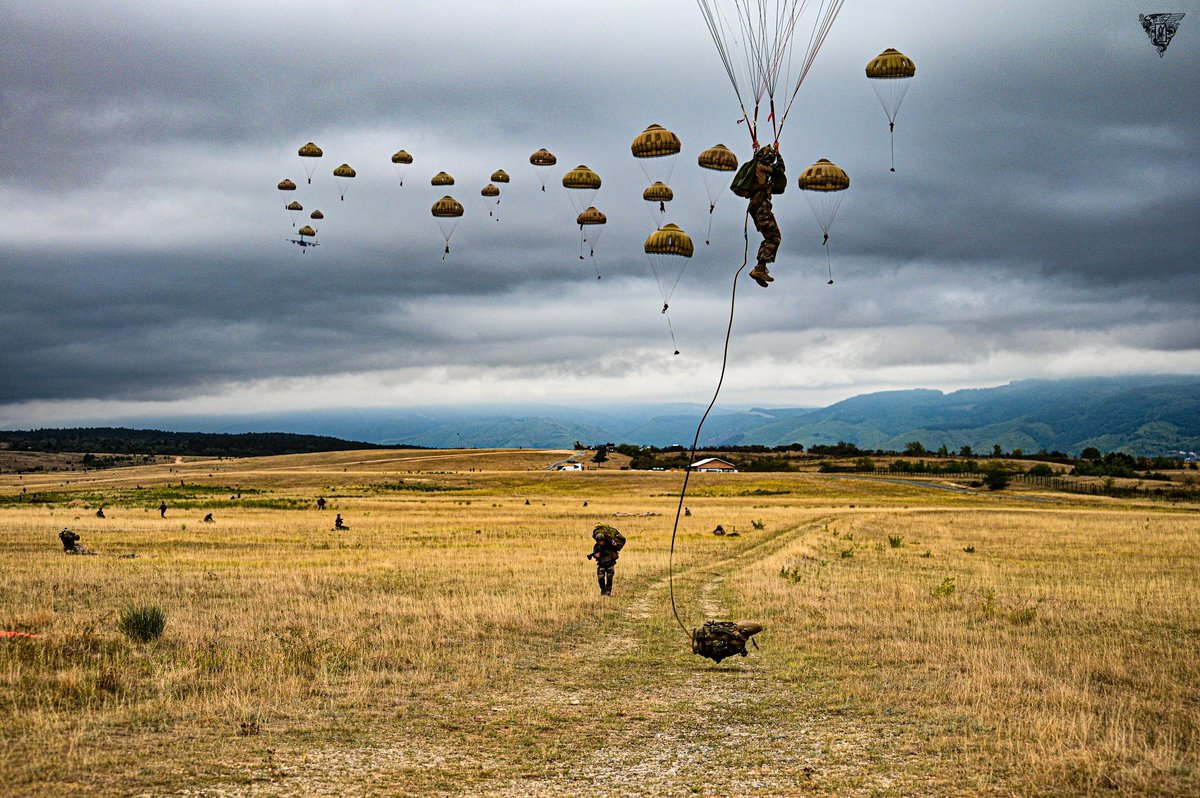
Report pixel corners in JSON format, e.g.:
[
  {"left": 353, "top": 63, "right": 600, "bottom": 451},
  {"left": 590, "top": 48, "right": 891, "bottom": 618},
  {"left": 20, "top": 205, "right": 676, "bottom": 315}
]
[
  {"left": 888, "top": 535, "right": 903, "bottom": 548},
  {"left": 117, "top": 604, "right": 167, "bottom": 642},
  {"left": 931, "top": 577, "right": 956, "bottom": 598}
]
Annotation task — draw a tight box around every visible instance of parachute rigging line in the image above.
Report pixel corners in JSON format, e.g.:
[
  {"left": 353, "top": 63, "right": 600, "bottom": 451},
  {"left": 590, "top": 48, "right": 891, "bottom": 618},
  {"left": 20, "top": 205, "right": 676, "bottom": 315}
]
[
  {"left": 694, "top": 0, "right": 846, "bottom": 147},
  {"left": 667, "top": 209, "right": 752, "bottom": 637}
]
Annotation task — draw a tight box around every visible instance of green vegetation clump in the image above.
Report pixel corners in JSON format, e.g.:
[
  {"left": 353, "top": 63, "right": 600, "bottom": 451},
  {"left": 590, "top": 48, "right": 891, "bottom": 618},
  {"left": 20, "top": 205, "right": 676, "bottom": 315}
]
[{"left": 117, "top": 605, "right": 167, "bottom": 643}]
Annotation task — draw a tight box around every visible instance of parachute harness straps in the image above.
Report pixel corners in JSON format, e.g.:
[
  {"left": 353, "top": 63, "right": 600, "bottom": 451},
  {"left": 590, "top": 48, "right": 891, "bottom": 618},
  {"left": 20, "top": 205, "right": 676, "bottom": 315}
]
[{"left": 668, "top": 207, "right": 752, "bottom": 637}]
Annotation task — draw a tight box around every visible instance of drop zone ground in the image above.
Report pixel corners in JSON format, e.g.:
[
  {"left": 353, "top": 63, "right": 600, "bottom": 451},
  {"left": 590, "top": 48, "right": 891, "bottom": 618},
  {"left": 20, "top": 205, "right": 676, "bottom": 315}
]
[{"left": 1, "top": 449, "right": 1197, "bottom": 797}]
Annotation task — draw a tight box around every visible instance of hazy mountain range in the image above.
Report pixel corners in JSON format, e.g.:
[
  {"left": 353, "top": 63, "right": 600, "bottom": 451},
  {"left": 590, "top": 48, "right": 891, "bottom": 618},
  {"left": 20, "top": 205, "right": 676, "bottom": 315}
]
[{"left": 61, "top": 375, "right": 1199, "bottom": 458}]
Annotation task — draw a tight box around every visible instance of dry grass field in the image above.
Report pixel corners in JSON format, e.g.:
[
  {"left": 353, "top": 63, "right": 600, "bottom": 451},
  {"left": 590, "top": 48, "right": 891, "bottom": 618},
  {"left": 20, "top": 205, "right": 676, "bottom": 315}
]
[{"left": 1, "top": 449, "right": 1197, "bottom": 797}]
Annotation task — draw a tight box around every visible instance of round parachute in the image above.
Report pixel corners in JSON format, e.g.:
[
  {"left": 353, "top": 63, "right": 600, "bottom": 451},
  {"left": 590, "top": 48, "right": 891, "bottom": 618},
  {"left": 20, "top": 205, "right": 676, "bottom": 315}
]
[
  {"left": 391, "top": 150, "right": 413, "bottom": 185},
  {"left": 286, "top": 201, "right": 303, "bottom": 211},
  {"left": 530, "top": 148, "right": 557, "bottom": 191},
  {"left": 798, "top": 159, "right": 850, "bottom": 284},
  {"left": 642, "top": 181, "right": 674, "bottom": 228},
  {"left": 698, "top": 144, "right": 740, "bottom": 244},
  {"left": 797, "top": 158, "right": 850, "bottom": 191},
  {"left": 297, "top": 225, "right": 316, "bottom": 237},
  {"left": 431, "top": 195, "right": 464, "bottom": 256},
  {"left": 642, "top": 182, "right": 674, "bottom": 203},
  {"left": 865, "top": 48, "right": 916, "bottom": 78},
  {"left": 277, "top": 179, "right": 297, "bottom": 191},
  {"left": 631, "top": 124, "right": 681, "bottom": 157},
  {"left": 576, "top": 206, "right": 607, "bottom": 267},
  {"left": 332, "top": 164, "right": 356, "bottom": 200},
  {"left": 698, "top": 144, "right": 738, "bottom": 172},
  {"left": 309, "top": 209, "right": 324, "bottom": 220},
  {"left": 481, "top": 184, "right": 500, "bottom": 197},
  {"left": 632, "top": 124, "right": 681, "bottom": 184},
  {"left": 490, "top": 169, "right": 510, "bottom": 183},
  {"left": 645, "top": 223, "right": 694, "bottom": 258},
  {"left": 562, "top": 165, "right": 601, "bottom": 215},
  {"left": 431, "top": 171, "right": 455, "bottom": 186},
  {"left": 577, "top": 207, "right": 607, "bottom": 226},
  {"left": 866, "top": 48, "right": 916, "bottom": 170},
  {"left": 298, "top": 142, "right": 322, "bottom": 184}
]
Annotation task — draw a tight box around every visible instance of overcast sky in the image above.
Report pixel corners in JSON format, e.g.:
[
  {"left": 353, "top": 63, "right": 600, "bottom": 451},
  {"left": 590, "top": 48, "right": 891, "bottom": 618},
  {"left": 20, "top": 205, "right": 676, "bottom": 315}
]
[{"left": 1, "top": 1, "right": 1196, "bottom": 428}]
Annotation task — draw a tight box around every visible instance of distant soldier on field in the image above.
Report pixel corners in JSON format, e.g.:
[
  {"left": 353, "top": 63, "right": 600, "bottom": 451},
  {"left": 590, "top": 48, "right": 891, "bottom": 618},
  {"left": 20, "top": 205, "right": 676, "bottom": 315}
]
[
  {"left": 202, "top": 513, "right": 214, "bottom": 523},
  {"left": 159, "top": 501, "right": 167, "bottom": 518},
  {"left": 59, "top": 527, "right": 93, "bottom": 555},
  {"left": 334, "top": 514, "right": 348, "bottom": 531},
  {"left": 587, "top": 523, "right": 626, "bottom": 596},
  {"left": 95, "top": 507, "right": 105, "bottom": 519},
  {"left": 316, "top": 496, "right": 327, "bottom": 511}
]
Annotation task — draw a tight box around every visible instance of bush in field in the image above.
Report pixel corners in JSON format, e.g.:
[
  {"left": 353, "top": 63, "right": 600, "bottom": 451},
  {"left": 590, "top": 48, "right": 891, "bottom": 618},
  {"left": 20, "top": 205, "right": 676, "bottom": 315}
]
[
  {"left": 981, "top": 464, "right": 1011, "bottom": 490},
  {"left": 117, "top": 604, "right": 167, "bottom": 642}
]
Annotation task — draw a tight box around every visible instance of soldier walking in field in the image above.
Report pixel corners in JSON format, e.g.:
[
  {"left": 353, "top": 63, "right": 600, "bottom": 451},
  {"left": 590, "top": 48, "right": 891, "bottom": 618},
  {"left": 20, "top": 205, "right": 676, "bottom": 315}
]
[
  {"left": 159, "top": 501, "right": 167, "bottom": 518},
  {"left": 587, "top": 523, "right": 626, "bottom": 596}
]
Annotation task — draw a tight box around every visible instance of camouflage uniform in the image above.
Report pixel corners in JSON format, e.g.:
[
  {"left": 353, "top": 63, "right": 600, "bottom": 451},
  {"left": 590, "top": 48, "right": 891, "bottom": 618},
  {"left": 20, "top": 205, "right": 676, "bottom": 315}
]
[
  {"left": 691, "top": 620, "right": 763, "bottom": 663},
  {"left": 730, "top": 147, "right": 786, "bottom": 285},
  {"left": 59, "top": 528, "right": 80, "bottom": 552},
  {"left": 587, "top": 524, "right": 625, "bottom": 595},
  {"left": 748, "top": 177, "right": 781, "bottom": 266}
]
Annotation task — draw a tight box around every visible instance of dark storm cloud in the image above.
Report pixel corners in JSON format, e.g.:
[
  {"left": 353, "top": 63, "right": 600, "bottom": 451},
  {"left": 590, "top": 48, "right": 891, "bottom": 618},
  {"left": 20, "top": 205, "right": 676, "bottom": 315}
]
[{"left": 0, "top": 1, "right": 1196, "bottom": 415}]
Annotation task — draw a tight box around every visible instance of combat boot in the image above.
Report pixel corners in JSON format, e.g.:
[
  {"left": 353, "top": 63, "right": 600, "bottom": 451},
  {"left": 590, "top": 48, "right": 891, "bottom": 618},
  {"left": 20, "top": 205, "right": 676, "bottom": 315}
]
[{"left": 749, "top": 263, "right": 773, "bottom": 287}]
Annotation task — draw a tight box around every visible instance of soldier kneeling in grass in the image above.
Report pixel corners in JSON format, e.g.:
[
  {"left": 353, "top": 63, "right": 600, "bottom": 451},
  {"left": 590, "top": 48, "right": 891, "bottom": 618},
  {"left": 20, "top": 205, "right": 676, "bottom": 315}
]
[
  {"left": 587, "top": 523, "right": 626, "bottom": 596},
  {"left": 59, "top": 527, "right": 94, "bottom": 555}
]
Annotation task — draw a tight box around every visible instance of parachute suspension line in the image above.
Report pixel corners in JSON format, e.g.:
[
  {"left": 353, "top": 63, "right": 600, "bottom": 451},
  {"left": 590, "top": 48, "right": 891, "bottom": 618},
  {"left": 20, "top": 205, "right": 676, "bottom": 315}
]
[
  {"left": 579, "top": 227, "right": 586, "bottom": 261},
  {"left": 664, "top": 309, "right": 681, "bottom": 356},
  {"left": 705, "top": 204, "right": 716, "bottom": 246},
  {"left": 667, "top": 208, "right": 752, "bottom": 638},
  {"left": 824, "top": 238, "right": 834, "bottom": 285},
  {"left": 776, "top": 0, "right": 846, "bottom": 141},
  {"left": 890, "top": 122, "right": 896, "bottom": 172}
]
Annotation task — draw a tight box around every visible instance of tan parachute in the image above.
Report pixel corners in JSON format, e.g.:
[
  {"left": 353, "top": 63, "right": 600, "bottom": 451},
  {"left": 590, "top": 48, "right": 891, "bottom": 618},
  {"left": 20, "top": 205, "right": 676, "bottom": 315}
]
[
  {"left": 431, "top": 195, "right": 464, "bottom": 257},
  {"left": 431, "top": 171, "right": 455, "bottom": 186},
  {"left": 297, "top": 142, "right": 323, "bottom": 183},
  {"left": 529, "top": 148, "right": 557, "bottom": 191},
  {"left": 642, "top": 181, "right": 674, "bottom": 228},
  {"left": 698, "top": 144, "right": 739, "bottom": 244},
  {"left": 332, "top": 164, "right": 356, "bottom": 200},
  {"left": 562, "top": 165, "right": 601, "bottom": 216},
  {"left": 797, "top": 159, "right": 850, "bottom": 284},
  {"left": 390, "top": 150, "right": 413, "bottom": 185},
  {"left": 576, "top": 206, "right": 607, "bottom": 275},
  {"left": 865, "top": 48, "right": 916, "bottom": 171},
  {"left": 631, "top": 124, "right": 681, "bottom": 185},
  {"left": 644, "top": 224, "right": 694, "bottom": 354}
]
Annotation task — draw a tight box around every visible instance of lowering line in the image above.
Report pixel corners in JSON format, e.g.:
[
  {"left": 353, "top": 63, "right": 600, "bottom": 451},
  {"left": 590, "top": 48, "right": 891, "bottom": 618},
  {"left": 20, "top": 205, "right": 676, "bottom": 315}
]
[{"left": 667, "top": 209, "right": 751, "bottom": 637}]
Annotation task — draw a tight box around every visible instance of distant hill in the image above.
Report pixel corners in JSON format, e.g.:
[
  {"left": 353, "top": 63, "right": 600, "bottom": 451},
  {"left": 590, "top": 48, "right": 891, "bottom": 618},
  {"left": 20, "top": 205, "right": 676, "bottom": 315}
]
[
  {"left": 0, "top": 428, "right": 405, "bottom": 458},
  {"left": 9, "top": 376, "right": 1197, "bottom": 458}
]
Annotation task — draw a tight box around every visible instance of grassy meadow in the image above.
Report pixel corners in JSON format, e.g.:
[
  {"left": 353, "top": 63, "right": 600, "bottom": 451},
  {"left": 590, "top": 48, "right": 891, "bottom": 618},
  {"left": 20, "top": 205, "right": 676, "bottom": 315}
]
[{"left": 0, "top": 449, "right": 1197, "bottom": 796}]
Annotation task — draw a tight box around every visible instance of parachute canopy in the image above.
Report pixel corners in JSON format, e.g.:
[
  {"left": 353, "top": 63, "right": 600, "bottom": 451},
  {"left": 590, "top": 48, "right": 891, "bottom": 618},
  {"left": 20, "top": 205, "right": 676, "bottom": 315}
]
[
  {"left": 642, "top": 182, "right": 674, "bottom": 203},
  {"left": 529, "top": 148, "right": 557, "bottom": 166},
  {"left": 332, "top": 164, "right": 356, "bottom": 200},
  {"left": 490, "top": 169, "right": 511, "bottom": 183},
  {"left": 286, "top": 201, "right": 303, "bottom": 211},
  {"left": 866, "top": 48, "right": 915, "bottom": 170},
  {"left": 577, "top": 207, "right": 607, "bottom": 226},
  {"left": 391, "top": 150, "right": 413, "bottom": 186},
  {"left": 797, "top": 159, "right": 850, "bottom": 191},
  {"left": 562, "top": 165, "right": 601, "bottom": 190},
  {"left": 644, "top": 223, "right": 694, "bottom": 258},
  {"left": 297, "top": 225, "right": 317, "bottom": 237},
  {"left": 298, "top": 143, "right": 323, "bottom": 183},
  {"left": 698, "top": 144, "right": 738, "bottom": 172},
  {"left": 865, "top": 47, "right": 916, "bottom": 78},
  {"left": 431, "top": 171, "right": 455, "bottom": 186},
  {"left": 277, "top": 179, "right": 297, "bottom": 191},
  {"left": 310, "top": 209, "right": 324, "bottom": 220},
  {"left": 631, "top": 124, "right": 681, "bottom": 158},
  {"left": 481, "top": 184, "right": 500, "bottom": 197},
  {"left": 431, "top": 196, "right": 464, "bottom": 218}
]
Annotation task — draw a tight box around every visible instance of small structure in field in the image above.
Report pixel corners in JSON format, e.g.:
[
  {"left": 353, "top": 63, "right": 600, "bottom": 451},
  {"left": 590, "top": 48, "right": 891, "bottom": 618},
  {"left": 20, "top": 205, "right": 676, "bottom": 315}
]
[{"left": 689, "top": 457, "right": 738, "bottom": 473}]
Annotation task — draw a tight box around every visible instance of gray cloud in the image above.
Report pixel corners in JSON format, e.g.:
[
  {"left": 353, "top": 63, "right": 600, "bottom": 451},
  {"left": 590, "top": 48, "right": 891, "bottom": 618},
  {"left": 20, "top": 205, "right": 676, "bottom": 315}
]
[{"left": 1, "top": 1, "right": 1196, "bottom": 418}]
